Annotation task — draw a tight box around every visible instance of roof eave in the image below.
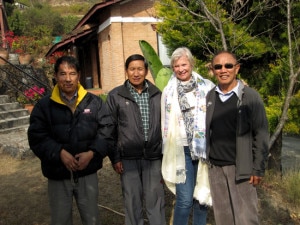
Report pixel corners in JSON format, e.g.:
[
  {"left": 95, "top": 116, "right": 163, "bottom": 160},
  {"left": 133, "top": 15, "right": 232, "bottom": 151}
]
[
  {"left": 74, "top": 0, "right": 123, "bottom": 29},
  {"left": 45, "top": 0, "right": 127, "bottom": 57},
  {"left": 45, "top": 28, "right": 95, "bottom": 57}
]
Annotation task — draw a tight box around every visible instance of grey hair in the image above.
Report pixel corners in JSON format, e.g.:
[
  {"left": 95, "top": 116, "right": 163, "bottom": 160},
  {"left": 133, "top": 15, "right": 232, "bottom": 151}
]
[{"left": 170, "top": 47, "right": 195, "bottom": 68}]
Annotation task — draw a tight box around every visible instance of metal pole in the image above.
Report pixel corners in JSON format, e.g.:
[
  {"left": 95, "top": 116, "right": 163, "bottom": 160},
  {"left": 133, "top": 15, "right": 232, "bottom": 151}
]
[{"left": 0, "top": 0, "right": 6, "bottom": 49}]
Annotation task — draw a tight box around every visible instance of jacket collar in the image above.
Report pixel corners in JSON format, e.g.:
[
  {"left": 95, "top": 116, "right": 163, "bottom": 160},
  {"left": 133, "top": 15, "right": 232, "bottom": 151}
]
[
  {"left": 50, "top": 83, "right": 87, "bottom": 106},
  {"left": 214, "top": 79, "right": 245, "bottom": 102},
  {"left": 118, "top": 79, "right": 160, "bottom": 99},
  {"left": 236, "top": 79, "right": 245, "bottom": 101}
]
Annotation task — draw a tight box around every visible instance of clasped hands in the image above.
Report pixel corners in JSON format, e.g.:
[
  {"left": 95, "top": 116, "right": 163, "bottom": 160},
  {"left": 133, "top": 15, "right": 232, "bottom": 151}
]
[{"left": 60, "top": 149, "right": 94, "bottom": 171}]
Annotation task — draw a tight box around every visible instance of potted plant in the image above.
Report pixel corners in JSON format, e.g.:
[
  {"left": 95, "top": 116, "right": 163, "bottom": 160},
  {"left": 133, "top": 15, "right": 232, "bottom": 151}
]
[
  {"left": 17, "top": 85, "right": 45, "bottom": 113},
  {"left": 11, "top": 35, "right": 36, "bottom": 65}
]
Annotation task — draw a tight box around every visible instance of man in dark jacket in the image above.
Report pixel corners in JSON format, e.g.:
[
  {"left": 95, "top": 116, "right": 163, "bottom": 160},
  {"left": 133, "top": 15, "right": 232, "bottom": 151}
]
[
  {"left": 206, "top": 51, "right": 269, "bottom": 225},
  {"left": 28, "top": 56, "right": 113, "bottom": 225},
  {"left": 106, "top": 54, "right": 166, "bottom": 225}
]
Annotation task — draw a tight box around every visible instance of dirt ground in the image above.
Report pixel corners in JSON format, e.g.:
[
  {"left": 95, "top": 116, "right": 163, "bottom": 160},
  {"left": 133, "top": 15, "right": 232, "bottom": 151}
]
[{"left": 0, "top": 153, "right": 299, "bottom": 225}]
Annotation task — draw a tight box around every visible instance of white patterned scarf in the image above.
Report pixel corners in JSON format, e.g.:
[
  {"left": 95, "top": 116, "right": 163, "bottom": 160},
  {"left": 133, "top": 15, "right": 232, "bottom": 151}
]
[
  {"left": 161, "top": 72, "right": 214, "bottom": 193},
  {"left": 162, "top": 71, "right": 213, "bottom": 160}
]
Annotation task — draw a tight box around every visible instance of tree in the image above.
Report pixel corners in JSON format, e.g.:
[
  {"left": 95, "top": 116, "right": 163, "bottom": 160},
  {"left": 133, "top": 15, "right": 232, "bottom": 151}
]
[
  {"left": 267, "top": 0, "right": 300, "bottom": 170},
  {"left": 155, "top": 0, "right": 278, "bottom": 60},
  {"left": 7, "top": 2, "right": 80, "bottom": 57}
]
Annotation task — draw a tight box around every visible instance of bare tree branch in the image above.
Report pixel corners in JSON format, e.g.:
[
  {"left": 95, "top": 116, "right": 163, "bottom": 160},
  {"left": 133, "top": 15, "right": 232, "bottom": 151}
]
[{"left": 269, "top": 0, "right": 300, "bottom": 149}]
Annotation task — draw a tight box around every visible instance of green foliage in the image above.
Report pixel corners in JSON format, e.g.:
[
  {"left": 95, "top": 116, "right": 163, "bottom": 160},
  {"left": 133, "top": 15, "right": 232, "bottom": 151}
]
[
  {"left": 99, "top": 93, "right": 107, "bottom": 102},
  {"left": 284, "top": 90, "right": 300, "bottom": 135},
  {"left": 4, "top": 2, "right": 14, "bottom": 17},
  {"left": 194, "top": 58, "right": 215, "bottom": 81},
  {"left": 17, "top": 0, "right": 32, "bottom": 5},
  {"left": 155, "top": 0, "right": 268, "bottom": 63},
  {"left": 139, "top": 40, "right": 164, "bottom": 81},
  {"left": 25, "top": 4, "right": 63, "bottom": 36},
  {"left": 139, "top": 40, "right": 172, "bottom": 91},
  {"left": 8, "top": 3, "right": 63, "bottom": 37},
  {"left": 52, "top": 3, "right": 92, "bottom": 16},
  {"left": 7, "top": 10, "right": 26, "bottom": 36},
  {"left": 7, "top": 1, "right": 88, "bottom": 37},
  {"left": 265, "top": 91, "right": 300, "bottom": 135},
  {"left": 259, "top": 59, "right": 289, "bottom": 97},
  {"left": 6, "top": 1, "right": 84, "bottom": 57},
  {"left": 155, "top": 67, "right": 173, "bottom": 91},
  {"left": 265, "top": 96, "right": 282, "bottom": 134},
  {"left": 62, "top": 15, "right": 81, "bottom": 34}
]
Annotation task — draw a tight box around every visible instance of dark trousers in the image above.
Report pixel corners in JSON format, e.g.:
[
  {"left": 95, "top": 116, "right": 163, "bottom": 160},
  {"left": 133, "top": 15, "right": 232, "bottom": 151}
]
[
  {"left": 121, "top": 159, "right": 166, "bottom": 225},
  {"left": 48, "top": 173, "right": 100, "bottom": 225},
  {"left": 208, "top": 165, "right": 259, "bottom": 225}
]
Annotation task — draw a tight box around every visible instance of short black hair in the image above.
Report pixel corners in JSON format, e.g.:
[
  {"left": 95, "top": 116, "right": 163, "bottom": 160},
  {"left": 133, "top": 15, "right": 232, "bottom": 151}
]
[
  {"left": 125, "top": 54, "right": 148, "bottom": 70},
  {"left": 54, "top": 56, "right": 80, "bottom": 74},
  {"left": 211, "top": 50, "right": 238, "bottom": 64}
]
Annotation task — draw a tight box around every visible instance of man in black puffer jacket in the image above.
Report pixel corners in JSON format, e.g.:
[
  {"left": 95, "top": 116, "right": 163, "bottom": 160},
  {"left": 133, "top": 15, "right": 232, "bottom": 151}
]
[{"left": 28, "top": 56, "right": 113, "bottom": 225}]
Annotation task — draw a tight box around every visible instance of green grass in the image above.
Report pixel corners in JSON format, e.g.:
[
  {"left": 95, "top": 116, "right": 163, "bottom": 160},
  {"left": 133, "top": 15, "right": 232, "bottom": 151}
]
[
  {"left": 283, "top": 169, "right": 300, "bottom": 206},
  {"left": 263, "top": 169, "right": 300, "bottom": 207}
]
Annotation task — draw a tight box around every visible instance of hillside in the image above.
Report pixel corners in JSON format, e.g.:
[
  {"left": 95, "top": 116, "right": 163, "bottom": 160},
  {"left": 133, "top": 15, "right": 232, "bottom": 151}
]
[
  {"left": 43, "top": 0, "right": 99, "bottom": 6},
  {"left": 16, "top": 0, "right": 100, "bottom": 8}
]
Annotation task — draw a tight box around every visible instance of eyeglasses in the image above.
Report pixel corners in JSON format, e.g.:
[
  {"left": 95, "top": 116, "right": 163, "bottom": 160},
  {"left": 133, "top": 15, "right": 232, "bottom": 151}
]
[{"left": 213, "top": 63, "right": 237, "bottom": 70}]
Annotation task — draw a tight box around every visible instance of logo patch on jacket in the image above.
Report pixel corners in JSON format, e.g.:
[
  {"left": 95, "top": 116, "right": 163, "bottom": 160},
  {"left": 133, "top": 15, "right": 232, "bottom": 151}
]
[{"left": 83, "top": 108, "right": 91, "bottom": 114}]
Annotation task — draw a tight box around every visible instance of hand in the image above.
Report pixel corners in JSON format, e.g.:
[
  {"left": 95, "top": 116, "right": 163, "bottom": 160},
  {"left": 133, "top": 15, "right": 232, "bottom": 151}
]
[
  {"left": 249, "top": 175, "right": 262, "bottom": 186},
  {"left": 60, "top": 149, "right": 79, "bottom": 171},
  {"left": 75, "top": 151, "right": 94, "bottom": 171},
  {"left": 113, "top": 162, "right": 123, "bottom": 174}
]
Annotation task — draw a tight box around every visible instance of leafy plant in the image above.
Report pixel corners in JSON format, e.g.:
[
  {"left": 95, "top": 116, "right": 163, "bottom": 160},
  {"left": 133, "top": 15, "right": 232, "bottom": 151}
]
[
  {"left": 1, "top": 30, "right": 14, "bottom": 50},
  {"left": 99, "top": 93, "right": 108, "bottom": 102},
  {"left": 139, "top": 40, "right": 172, "bottom": 91},
  {"left": 11, "top": 35, "right": 36, "bottom": 54},
  {"left": 17, "top": 85, "right": 45, "bottom": 104}
]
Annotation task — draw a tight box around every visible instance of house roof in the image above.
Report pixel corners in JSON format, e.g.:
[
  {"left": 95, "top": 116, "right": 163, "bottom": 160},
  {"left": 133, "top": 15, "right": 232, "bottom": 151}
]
[
  {"left": 75, "top": 0, "right": 122, "bottom": 29},
  {"left": 45, "top": 23, "right": 98, "bottom": 57},
  {"left": 45, "top": 0, "right": 123, "bottom": 57}
]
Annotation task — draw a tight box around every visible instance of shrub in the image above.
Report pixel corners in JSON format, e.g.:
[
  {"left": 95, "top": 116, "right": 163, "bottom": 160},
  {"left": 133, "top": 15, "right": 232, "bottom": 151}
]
[{"left": 17, "top": 85, "right": 45, "bottom": 104}]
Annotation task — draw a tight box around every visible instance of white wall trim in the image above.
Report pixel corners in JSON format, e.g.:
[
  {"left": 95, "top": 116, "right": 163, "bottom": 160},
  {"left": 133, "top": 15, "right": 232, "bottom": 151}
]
[{"left": 98, "top": 17, "right": 160, "bottom": 33}]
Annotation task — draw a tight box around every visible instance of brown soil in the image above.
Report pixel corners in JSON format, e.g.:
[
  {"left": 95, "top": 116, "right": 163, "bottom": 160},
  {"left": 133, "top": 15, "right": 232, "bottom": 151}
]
[{"left": 0, "top": 153, "right": 299, "bottom": 225}]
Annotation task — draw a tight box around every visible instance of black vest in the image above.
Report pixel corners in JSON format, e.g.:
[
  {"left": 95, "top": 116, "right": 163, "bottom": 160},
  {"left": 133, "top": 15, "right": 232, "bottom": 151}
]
[{"left": 209, "top": 94, "right": 238, "bottom": 166}]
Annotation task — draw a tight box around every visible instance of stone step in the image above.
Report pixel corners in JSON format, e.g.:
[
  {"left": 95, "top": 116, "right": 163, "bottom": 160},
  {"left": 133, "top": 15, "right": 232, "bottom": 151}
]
[
  {"left": 0, "top": 116, "right": 30, "bottom": 129},
  {"left": 0, "top": 125, "right": 29, "bottom": 134},
  {"left": 0, "top": 108, "right": 29, "bottom": 120},
  {"left": 0, "top": 95, "right": 30, "bottom": 133},
  {"left": 0, "top": 102, "right": 23, "bottom": 112},
  {"left": 0, "top": 95, "right": 10, "bottom": 104}
]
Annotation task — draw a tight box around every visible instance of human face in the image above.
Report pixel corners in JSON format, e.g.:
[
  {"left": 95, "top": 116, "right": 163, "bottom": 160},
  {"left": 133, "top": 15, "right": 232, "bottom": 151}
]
[
  {"left": 212, "top": 52, "right": 240, "bottom": 92},
  {"left": 172, "top": 55, "right": 192, "bottom": 81},
  {"left": 126, "top": 60, "right": 147, "bottom": 91},
  {"left": 54, "top": 62, "right": 80, "bottom": 99}
]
